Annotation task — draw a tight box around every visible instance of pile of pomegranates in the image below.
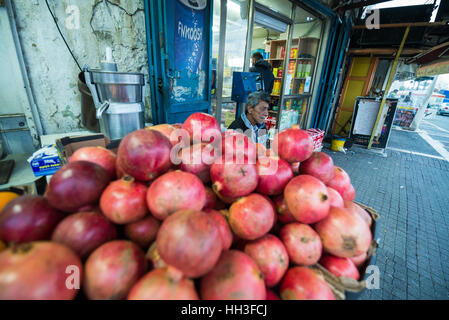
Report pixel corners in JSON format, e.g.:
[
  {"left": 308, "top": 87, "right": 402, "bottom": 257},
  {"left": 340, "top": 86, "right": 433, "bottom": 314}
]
[{"left": 0, "top": 112, "right": 375, "bottom": 300}]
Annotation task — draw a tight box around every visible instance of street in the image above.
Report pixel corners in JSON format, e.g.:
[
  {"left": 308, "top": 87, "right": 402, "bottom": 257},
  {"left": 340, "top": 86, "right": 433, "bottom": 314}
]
[{"left": 420, "top": 114, "right": 449, "bottom": 154}]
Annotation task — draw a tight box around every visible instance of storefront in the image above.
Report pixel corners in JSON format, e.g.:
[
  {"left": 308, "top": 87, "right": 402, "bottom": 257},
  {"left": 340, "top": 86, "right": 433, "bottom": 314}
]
[{"left": 210, "top": 0, "right": 331, "bottom": 134}]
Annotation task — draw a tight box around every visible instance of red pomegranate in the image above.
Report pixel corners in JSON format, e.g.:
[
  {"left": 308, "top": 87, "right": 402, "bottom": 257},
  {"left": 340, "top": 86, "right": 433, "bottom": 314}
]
[
  {"left": 266, "top": 289, "right": 280, "bottom": 300},
  {"left": 327, "top": 187, "right": 344, "bottom": 208},
  {"left": 117, "top": 129, "right": 172, "bottom": 181},
  {"left": 315, "top": 206, "right": 372, "bottom": 258},
  {"left": 290, "top": 162, "right": 300, "bottom": 175},
  {"left": 156, "top": 210, "right": 222, "bottom": 278},
  {"left": 228, "top": 194, "right": 275, "bottom": 240},
  {"left": 147, "top": 124, "right": 181, "bottom": 147},
  {"left": 299, "top": 152, "right": 335, "bottom": 183},
  {"left": 100, "top": 176, "right": 148, "bottom": 224},
  {"left": 0, "top": 241, "right": 82, "bottom": 299},
  {"left": 272, "top": 128, "right": 314, "bottom": 163},
  {"left": 280, "top": 223, "right": 322, "bottom": 266},
  {"left": 222, "top": 131, "right": 257, "bottom": 164},
  {"left": 319, "top": 254, "right": 360, "bottom": 280},
  {"left": 179, "top": 143, "right": 217, "bottom": 183},
  {"left": 182, "top": 112, "right": 221, "bottom": 143},
  {"left": 256, "top": 156, "right": 293, "bottom": 196},
  {"left": 326, "top": 166, "right": 351, "bottom": 198},
  {"left": 284, "top": 175, "right": 330, "bottom": 224},
  {"left": 200, "top": 250, "right": 266, "bottom": 300},
  {"left": 342, "top": 183, "right": 356, "bottom": 201},
  {"left": 115, "top": 156, "right": 128, "bottom": 179},
  {"left": 256, "top": 143, "right": 268, "bottom": 159},
  {"left": 280, "top": 267, "right": 335, "bottom": 300},
  {"left": 124, "top": 216, "right": 160, "bottom": 249},
  {"left": 69, "top": 146, "right": 116, "bottom": 179},
  {"left": 145, "top": 242, "right": 167, "bottom": 269},
  {"left": 146, "top": 171, "right": 206, "bottom": 220},
  {"left": 204, "top": 209, "right": 233, "bottom": 250},
  {"left": 273, "top": 195, "right": 296, "bottom": 224},
  {"left": 344, "top": 201, "right": 372, "bottom": 227},
  {"left": 210, "top": 158, "right": 258, "bottom": 199},
  {"left": 0, "top": 195, "right": 63, "bottom": 243},
  {"left": 350, "top": 252, "right": 368, "bottom": 267},
  {"left": 46, "top": 161, "right": 110, "bottom": 213},
  {"left": 204, "top": 187, "right": 217, "bottom": 209},
  {"left": 83, "top": 240, "right": 146, "bottom": 300},
  {"left": 51, "top": 211, "right": 117, "bottom": 259},
  {"left": 244, "top": 234, "right": 289, "bottom": 287},
  {"left": 127, "top": 267, "right": 199, "bottom": 300}
]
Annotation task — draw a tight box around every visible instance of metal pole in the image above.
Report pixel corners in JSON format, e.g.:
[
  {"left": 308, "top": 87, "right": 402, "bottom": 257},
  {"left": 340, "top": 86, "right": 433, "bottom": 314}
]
[
  {"left": 367, "top": 26, "right": 410, "bottom": 149},
  {"left": 215, "top": 0, "right": 227, "bottom": 125}
]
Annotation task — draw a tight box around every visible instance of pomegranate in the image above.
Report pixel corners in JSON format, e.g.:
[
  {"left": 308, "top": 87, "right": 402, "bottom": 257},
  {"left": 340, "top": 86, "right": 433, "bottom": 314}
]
[
  {"left": 147, "top": 123, "right": 180, "bottom": 146},
  {"left": 146, "top": 171, "right": 206, "bottom": 220},
  {"left": 100, "top": 176, "right": 148, "bottom": 224},
  {"left": 117, "top": 129, "right": 172, "bottom": 181},
  {"left": 0, "top": 241, "right": 82, "bottom": 299},
  {"left": 319, "top": 254, "right": 360, "bottom": 280},
  {"left": 116, "top": 156, "right": 128, "bottom": 179},
  {"left": 228, "top": 194, "right": 275, "bottom": 240},
  {"left": 256, "top": 156, "right": 293, "bottom": 196},
  {"left": 179, "top": 143, "right": 217, "bottom": 183},
  {"left": 124, "top": 216, "right": 160, "bottom": 249},
  {"left": 222, "top": 131, "right": 257, "bottom": 163},
  {"left": 326, "top": 166, "right": 351, "bottom": 198},
  {"left": 128, "top": 267, "right": 199, "bottom": 300},
  {"left": 327, "top": 187, "right": 344, "bottom": 208},
  {"left": 182, "top": 112, "right": 221, "bottom": 143},
  {"left": 266, "top": 289, "right": 280, "bottom": 300},
  {"left": 299, "top": 152, "right": 335, "bottom": 183},
  {"left": 204, "top": 209, "right": 233, "bottom": 250},
  {"left": 210, "top": 158, "right": 258, "bottom": 198},
  {"left": 69, "top": 146, "right": 116, "bottom": 179},
  {"left": 350, "top": 252, "right": 368, "bottom": 267},
  {"left": 280, "top": 223, "right": 322, "bottom": 266},
  {"left": 156, "top": 210, "right": 222, "bottom": 278},
  {"left": 200, "top": 250, "right": 266, "bottom": 300},
  {"left": 315, "top": 206, "right": 372, "bottom": 258},
  {"left": 244, "top": 234, "right": 289, "bottom": 287},
  {"left": 46, "top": 161, "right": 110, "bottom": 213},
  {"left": 83, "top": 240, "right": 146, "bottom": 300},
  {"left": 255, "top": 143, "right": 268, "bottom": 159},
  {"left": 284, "top": 175, "right": 330, "bottom": 224},
  {"left": 0, "top": 195, "right": 63, "bottom": 243},
  {"left": 51, "top": 211, "right": 117, "bottom": 259},
  {"left": 344, "top": 201, "right": 372, "bottom": 227},
  {"left": 204, "top": 187, "right": 217, "bottom": 209},
  {"left": 280, "top": 267, "right": 335, "bottom": 300},
  {"left": 273, "top": 195, "right": 296, "bottom": 224},
  {"left": 272, "top": 128, "right": 314, "bottom": 163},
  {"left": 342, "top": 183, "right": 356, "bottom": 201},
  {"left": 145, "top": 241, "right": 167, "bottom": 269}
]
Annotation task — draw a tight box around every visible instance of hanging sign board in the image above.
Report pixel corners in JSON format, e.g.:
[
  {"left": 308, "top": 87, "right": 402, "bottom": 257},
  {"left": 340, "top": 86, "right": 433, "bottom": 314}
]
[{"left": 349, "top": 97, "right": 398, "bottom": 149}]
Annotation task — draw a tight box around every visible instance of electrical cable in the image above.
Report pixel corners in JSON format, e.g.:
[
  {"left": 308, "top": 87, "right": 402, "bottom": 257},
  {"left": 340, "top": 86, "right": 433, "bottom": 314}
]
[{"left": 45, "top": 0, "right": 82, "bottom": 72}]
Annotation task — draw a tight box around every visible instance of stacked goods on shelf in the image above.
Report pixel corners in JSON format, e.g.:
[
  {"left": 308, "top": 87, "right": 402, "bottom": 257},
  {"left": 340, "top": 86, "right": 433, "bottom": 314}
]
[{"left": 0, "top": 113, "right": 378, "bottom": 300}]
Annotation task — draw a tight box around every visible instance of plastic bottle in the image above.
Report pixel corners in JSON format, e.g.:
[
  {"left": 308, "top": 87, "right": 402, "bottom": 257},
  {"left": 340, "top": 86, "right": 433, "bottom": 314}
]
[{"left": 305, "top": 61, "right": 312, "bottom": 77}]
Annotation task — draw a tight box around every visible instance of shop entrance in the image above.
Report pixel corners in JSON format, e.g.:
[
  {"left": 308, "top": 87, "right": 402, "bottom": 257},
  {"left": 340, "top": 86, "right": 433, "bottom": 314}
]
[{"left": 211, "top": 0, "right": 326, "bottom": 138}]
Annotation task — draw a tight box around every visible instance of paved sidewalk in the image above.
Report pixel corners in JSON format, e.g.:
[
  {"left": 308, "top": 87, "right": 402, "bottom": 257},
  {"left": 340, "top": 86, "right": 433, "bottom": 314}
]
[{"left": 323, "top": 145, "right": 449, "bottom": 300}]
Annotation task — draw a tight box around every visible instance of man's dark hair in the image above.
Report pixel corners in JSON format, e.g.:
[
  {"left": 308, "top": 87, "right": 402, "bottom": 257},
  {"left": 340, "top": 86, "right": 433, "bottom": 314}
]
[
  {"left": 251, "top": 51, "right": 263, "bottom": 61},
  {"left": 246, "top": 91, "right": 270, "bottom": 113}
]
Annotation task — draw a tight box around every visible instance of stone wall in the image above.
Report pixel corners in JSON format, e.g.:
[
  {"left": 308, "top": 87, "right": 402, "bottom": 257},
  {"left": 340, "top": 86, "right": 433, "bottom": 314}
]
[{"left": 12, "top": 0, "right": 150, "bottom": 134}]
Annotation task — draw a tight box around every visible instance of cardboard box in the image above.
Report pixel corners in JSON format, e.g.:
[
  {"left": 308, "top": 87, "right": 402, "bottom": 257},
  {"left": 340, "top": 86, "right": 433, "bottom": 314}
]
[
  {"left": 28, "top": 144, "right": 62, "bottom": 177},
  {"left": 316, "top": 202, "right": 380, "bottom": 300},
  {"left": 55, "top": 134, "right": 113, "bottom": 164}
]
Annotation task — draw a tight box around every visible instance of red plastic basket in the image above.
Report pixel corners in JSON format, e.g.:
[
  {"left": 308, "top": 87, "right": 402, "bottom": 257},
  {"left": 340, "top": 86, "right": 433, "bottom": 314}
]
[{"left": 306, "top": 128, "right": 325, "bottom": 151}]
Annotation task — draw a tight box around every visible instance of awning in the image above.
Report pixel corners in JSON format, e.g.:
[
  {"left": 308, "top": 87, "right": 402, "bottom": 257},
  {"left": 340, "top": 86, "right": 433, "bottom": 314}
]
[{"left": 408, "top": 41, "right": 449, "bottom": 77}]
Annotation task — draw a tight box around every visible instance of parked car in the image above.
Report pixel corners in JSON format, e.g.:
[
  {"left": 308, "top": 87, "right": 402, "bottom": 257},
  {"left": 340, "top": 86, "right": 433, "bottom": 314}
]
[{"left": 437, "top": 103, "right": 449, "bottom": 116}]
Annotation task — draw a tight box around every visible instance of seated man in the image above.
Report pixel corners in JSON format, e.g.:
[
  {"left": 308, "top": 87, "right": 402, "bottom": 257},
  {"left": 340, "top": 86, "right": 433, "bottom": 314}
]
[{"left": 228, "top": 91, "right": 269, "bottom": 146}]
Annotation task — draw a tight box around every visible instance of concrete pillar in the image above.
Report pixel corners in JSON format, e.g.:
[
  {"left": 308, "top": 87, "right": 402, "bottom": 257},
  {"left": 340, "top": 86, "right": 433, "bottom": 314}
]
[{"left": 409, "top": 76, "right": 438, "bottom": 131}]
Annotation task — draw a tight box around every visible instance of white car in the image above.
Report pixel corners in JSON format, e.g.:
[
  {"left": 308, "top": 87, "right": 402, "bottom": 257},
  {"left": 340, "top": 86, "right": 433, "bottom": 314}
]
[{"left": 437, "top": 103, "right": 449, "bottom": 116}]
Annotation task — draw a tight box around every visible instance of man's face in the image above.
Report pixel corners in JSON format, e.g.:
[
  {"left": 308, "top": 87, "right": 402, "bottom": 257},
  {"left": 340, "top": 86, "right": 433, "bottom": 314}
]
[
  {"left": 252, "top": 57, "right": 257, "bottom": 66},
  {"left": 249, "top": 101, "right": 269, "bottom": 125}
]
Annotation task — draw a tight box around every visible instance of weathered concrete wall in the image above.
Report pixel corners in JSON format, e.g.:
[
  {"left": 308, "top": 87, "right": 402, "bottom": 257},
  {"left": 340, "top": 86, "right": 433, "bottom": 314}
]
[{"left": 12, "top": 0, "right": 150, "bottom": 134}]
